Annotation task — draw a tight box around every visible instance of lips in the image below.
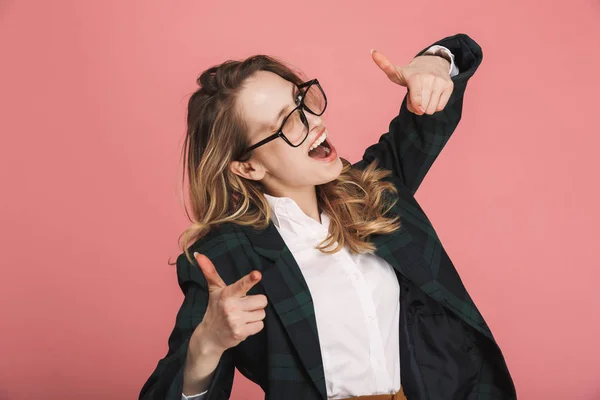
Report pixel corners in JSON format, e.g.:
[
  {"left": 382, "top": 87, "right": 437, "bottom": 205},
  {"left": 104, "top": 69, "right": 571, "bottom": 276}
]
[{"left": 307, "top": 126, "right": 327, "bottom": 153}]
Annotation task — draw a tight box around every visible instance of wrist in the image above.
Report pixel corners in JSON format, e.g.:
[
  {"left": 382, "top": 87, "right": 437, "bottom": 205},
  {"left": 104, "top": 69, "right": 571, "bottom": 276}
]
[
  {"left": 423, "top": 45, "right": 454, "bottom": 75},
  {"left": 189, "top": 323, "right": 226, "bottom": 362},
  {"left": 183, "top": 325, "right": 224, "bottom": 396},
  {"left": 433, "top": 50, "right": 452, "bottom": 65}
]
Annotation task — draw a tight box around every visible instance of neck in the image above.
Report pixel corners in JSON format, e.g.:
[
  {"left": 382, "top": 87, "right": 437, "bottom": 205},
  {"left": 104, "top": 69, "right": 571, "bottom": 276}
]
[{"left": 266, "top": 185, "right": 321, "bottom": 224}]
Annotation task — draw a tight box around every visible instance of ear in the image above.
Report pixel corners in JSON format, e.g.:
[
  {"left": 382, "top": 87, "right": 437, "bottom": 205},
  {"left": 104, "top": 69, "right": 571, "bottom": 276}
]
[{"left": 229, "top": 159, "right": 266, "bottom": 181}]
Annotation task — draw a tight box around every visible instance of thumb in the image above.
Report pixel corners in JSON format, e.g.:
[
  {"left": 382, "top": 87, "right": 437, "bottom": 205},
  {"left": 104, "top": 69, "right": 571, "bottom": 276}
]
[
  {"left": 371, "top": 49, "right": 405, "bottom": 86},
  {"left": 194, "top": 252, "right": 227, "bottom": 292}
]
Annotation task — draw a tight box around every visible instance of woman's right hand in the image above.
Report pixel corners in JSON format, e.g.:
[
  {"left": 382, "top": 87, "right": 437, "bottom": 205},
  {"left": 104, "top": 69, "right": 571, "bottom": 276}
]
[{"left": 190, "top": 252, "right": 268, "bottom": 354}]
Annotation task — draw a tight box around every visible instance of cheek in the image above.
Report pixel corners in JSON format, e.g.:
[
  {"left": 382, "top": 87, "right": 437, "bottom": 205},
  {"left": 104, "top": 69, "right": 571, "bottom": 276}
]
[
  {"left": 262, "top": 146, "right": 310, "bottom": 178},
  {"left": 268, "top": 142, "right": 306, "bottom": 165},
  {"left": 267, "top": 148, "right": 306, "bottom": 173}
]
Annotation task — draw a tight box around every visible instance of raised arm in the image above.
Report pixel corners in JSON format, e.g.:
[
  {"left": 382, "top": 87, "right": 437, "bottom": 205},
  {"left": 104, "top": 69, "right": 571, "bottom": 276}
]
[{"left": 353, "top": 33, "right": 483, "bottom": 195}]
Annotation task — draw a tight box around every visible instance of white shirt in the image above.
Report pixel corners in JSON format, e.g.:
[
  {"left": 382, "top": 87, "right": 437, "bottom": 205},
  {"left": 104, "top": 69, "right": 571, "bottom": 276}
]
[
  {"left": 182, "top": 44, "right": 459, "bottom": 400},
  {"left": 262, "top": 194, "right": 402, "bottom": 399}
]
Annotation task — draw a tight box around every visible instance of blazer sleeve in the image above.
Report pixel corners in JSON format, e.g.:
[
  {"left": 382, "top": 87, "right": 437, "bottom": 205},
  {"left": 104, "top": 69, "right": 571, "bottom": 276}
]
[
  {"left": 139, "top": 253, "right": 235, "bottom": 400},
  {"left": 353, "top": 33, "right": 483, "bottom": 195}
]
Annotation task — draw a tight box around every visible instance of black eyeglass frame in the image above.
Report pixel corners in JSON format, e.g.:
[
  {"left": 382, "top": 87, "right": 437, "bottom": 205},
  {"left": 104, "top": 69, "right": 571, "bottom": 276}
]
[{"left": 242, "top": 78, "right": 327, "bottom": 155}]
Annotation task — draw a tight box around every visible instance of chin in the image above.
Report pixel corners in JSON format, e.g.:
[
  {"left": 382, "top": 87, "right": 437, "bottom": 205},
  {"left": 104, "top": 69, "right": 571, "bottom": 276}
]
[{"left": 317, "top": 157, "right": 343, "bottom": 185}]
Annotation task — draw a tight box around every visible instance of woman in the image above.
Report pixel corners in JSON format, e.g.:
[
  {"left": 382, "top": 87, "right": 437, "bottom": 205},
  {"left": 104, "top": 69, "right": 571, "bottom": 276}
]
[{"left": 140, "top": 33, "right": 517, "bottom": 400}]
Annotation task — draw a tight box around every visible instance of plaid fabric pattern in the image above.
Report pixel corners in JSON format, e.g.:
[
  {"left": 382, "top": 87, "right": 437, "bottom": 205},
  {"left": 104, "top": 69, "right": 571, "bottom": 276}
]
[{"left": 139, "top": 33, "right": 516, "bottom": 400}]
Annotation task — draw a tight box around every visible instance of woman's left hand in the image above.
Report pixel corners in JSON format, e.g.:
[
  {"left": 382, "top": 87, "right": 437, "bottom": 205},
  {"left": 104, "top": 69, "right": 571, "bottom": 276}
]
[{"left": 371, "top": 50, "right": 454, "bottom": 116}]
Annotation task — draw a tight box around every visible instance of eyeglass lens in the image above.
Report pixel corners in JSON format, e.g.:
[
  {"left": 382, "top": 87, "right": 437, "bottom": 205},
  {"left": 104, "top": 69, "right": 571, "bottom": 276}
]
[{"left": 281, "top": 83, "right": 326, "bottom": 145}]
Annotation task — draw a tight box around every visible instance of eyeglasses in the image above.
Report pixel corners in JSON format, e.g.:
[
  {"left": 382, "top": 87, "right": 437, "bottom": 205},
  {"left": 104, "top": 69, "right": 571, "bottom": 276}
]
[{"left": 243, "top": 79, "right": 327, "bottom": 155}]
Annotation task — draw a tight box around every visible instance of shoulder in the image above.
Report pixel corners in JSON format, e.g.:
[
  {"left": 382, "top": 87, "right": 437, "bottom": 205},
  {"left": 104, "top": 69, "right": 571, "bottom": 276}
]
[{"left": 175, "top": 222, "right": 247, "bottom": 289}]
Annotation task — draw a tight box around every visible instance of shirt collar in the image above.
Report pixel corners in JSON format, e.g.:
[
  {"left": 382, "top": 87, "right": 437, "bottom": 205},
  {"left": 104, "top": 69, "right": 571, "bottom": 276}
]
[{"left": 263, "top": 192, "right": 328, "bottom": 229}]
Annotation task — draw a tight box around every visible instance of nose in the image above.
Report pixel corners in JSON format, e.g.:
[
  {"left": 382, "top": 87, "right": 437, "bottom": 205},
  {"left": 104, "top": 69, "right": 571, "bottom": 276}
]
[{"left": 305, "top": 110, "right": 324, "bottom": 132}]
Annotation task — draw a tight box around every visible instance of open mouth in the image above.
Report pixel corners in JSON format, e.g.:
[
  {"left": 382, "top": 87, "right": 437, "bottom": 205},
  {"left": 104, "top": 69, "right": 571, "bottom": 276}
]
[{"left": 308, "top": 136, "right": 332, "bottom": 159}]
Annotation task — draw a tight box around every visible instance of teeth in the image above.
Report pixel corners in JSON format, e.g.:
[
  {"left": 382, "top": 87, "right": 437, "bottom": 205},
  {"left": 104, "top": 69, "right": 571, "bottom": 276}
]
[{"left": 309, "top": 130, "right": 327, "bottom": 151}]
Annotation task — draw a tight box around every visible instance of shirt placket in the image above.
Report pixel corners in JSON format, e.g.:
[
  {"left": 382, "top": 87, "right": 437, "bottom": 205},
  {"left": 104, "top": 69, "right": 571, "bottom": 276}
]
[{"left": 336, "top": 251, "right": 393, "bottom": 391}]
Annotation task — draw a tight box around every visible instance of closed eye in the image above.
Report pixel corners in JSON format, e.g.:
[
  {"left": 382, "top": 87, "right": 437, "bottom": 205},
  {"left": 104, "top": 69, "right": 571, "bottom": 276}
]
[{"left": 270, "top": 86, "right": 302, "bottom": 133}]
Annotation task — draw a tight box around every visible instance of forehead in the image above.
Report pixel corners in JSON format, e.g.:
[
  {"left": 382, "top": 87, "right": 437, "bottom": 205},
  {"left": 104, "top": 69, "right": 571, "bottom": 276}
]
[{"left": 237, "top": 71, "right": 295, "bottom": 136}]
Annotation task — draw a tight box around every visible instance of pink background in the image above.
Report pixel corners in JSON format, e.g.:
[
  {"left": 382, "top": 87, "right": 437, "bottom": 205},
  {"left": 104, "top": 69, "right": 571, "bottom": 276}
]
[{"left": 1, "top": 1, "right": 599, "bottom": 399}]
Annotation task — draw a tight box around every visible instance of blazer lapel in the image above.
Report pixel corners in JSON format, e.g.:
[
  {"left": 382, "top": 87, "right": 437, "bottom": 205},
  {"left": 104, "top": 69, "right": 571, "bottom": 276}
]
[
  {"left": 241, "top": 222, "right": 328, "bottom": 400},
  {"left": 370, "top": 197, "right": 435, "bottom": 289}
]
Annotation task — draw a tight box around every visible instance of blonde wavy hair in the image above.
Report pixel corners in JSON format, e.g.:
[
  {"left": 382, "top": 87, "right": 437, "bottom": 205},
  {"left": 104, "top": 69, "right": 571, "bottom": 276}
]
[{"left": 175, "top": 54, "right": 402, "bottom": 265}]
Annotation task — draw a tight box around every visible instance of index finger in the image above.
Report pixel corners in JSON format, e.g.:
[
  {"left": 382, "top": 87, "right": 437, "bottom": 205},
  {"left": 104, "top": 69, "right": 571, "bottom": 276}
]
[
  {"left": 225, "top": 270, "right": 262, "bottom": 298},
  {"left": 407, "top": 77, "right": 426, "bottom": 114}
]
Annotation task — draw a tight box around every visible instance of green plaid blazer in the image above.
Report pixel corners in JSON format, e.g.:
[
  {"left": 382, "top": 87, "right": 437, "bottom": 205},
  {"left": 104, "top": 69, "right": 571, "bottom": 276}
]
[{"left": 140, "top": 33, "right": 517, "bottom": 400}]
